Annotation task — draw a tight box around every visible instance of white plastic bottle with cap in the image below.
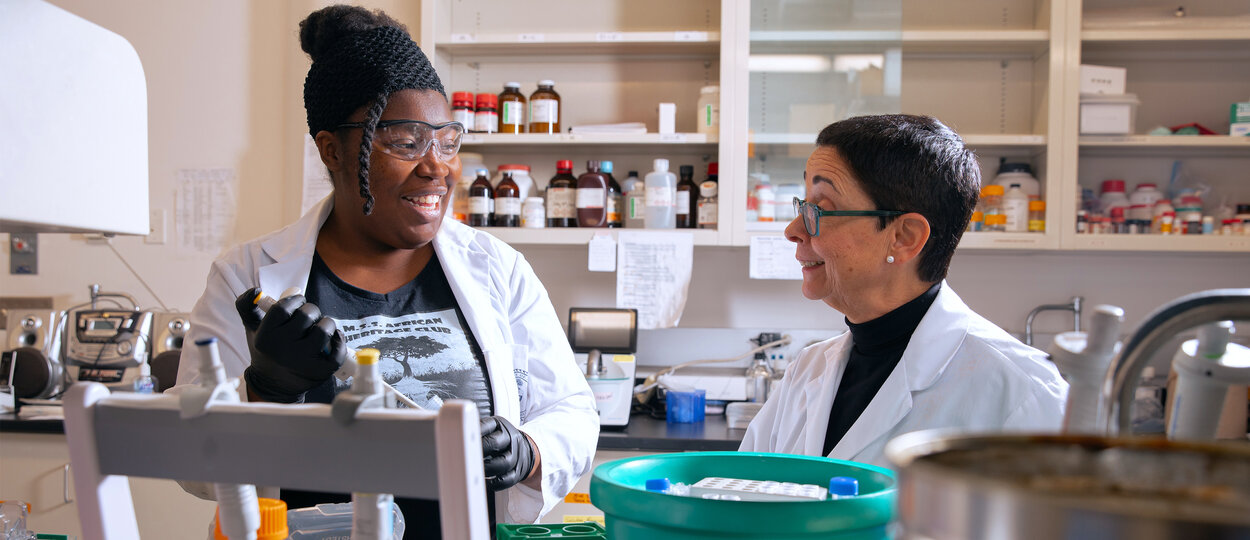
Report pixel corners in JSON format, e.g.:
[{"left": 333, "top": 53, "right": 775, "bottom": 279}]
[
  {"left": 753, "top": 174, "right": 776, "bottom": 223},
  {"left": 1002, "top": 183, "right": 1030, "bottom": 232},
  {"left": 132, "top": 361, "right": 157, "bottom": 393},
  {"left": 644, "top": 159, "right": 676, "bottom": 229}
]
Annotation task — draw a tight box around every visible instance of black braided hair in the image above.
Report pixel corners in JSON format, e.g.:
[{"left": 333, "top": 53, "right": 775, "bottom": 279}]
[{"left": 299, "top": 5, "right": 446, "bottom": 215}]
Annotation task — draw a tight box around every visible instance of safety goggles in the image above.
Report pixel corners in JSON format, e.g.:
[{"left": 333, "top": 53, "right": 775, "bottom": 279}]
[
  {"left": 335, "top": 119, "right": 464, "bottom": 161},
  {"left": 793, "top": 197, "right": 905, "bottom": 237}
]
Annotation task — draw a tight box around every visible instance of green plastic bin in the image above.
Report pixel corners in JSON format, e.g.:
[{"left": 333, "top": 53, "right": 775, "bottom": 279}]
[
  {"left": 590, "top": 452, "right": 896, "bottom": 540},
  {"left": 496, "top": 522, "right": 607, "bottom": 539}
]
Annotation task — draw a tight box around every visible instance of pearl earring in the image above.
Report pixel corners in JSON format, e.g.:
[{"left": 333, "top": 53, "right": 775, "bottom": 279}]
[{"left": 886, "top": 255, "right": 895, "bottom": 264}]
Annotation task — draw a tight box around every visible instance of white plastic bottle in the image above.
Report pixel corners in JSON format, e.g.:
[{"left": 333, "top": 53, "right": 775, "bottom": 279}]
[
  {"left": 696, "top": 85, "right": 719, "bottom": 141},
  {"left": 1002, "top": 183, "right": 1031, "bottom": 232},
  {"left": 754, "top": 174, "right": 776, "bottom": 223},
  {"left": 644, "top": 159, "right": 676, "bottom": 229}
]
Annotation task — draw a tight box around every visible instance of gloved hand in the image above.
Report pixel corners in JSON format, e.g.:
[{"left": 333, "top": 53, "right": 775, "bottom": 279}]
[
  {"left": 234, "top": 288, "right": 348, "bottom": 403},
  {"left": 481, "top": 415, "right": 536, "bottom": 491}
]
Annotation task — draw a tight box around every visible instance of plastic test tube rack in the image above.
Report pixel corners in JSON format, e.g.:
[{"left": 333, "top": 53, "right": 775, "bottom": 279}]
[{"left": 690, "top": 477, "right": 828, "bottom": 501}]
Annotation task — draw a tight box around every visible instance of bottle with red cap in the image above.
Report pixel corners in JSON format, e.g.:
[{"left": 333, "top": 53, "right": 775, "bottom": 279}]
[
  {"left": 451, "top": 92, "right": 475, "bottom": 130},
  {"left": 546, "top": 160, "right": 577, "bottom": 227},
  {"left": 473, "top": 93, "right": 498, "bottom": 134},
  {"left": 1098, "top": 179, "right": 1130, "bottom": 217}
]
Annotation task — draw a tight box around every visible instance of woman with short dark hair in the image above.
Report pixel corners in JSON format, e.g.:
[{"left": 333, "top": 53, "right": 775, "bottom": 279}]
[{"left": 740, "top": 114, "right": 1068, "bottom": 466}]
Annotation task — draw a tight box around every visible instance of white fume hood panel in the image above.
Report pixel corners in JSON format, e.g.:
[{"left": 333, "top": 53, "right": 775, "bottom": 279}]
[{"left": 0, "top": 0, "right": 148, "bottom": 235}]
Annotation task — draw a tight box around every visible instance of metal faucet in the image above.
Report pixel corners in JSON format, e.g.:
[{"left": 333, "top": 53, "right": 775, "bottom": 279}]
[
  {"left": 1101, "top": 288, "right": 1250, "bottom": 435},
  {"left": 1024, "top": 296, "right": 1083, "bottom": 346}
]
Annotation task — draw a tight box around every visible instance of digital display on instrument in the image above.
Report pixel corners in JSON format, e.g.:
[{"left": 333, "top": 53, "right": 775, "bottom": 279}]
[
  {"left": 90, "top": 319, "right": 117, "bottom": 331},
  {"left": 77, "top": 367, "right": 125, "bottom": 383},
  {"left": 568, "top": 308, "right": 638, "bottom": 354}
]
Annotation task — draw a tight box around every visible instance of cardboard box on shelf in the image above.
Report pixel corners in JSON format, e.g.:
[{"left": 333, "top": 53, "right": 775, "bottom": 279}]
[{"left": 1080, "top": 64, "right": 1127, "bottom": 95}]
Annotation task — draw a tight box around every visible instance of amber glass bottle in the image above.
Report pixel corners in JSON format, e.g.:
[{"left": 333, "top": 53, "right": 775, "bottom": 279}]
[
  {"left": 498, "top": 82, "right": 527, "bottom": 134},
  {"left": 675, "top": 165, "right": 698, "bottom": 228},
  {"left": 546, "top": 160, "right": 577, "bottom": 228},
  {"left": 576, "top": 160, "right": 608, "bottom": 228},
  {"left": 493, "top": 172, "right": 521, "bottom": 227},
  {"left": 467, "top": 169, "right": 493, "bottom": 227},
  {"left": 528, "top": 80, "right": 561, "bottom": 134}
]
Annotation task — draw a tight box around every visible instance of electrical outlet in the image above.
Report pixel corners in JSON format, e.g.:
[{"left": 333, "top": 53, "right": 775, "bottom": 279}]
[{"left": 145, "top": 209, "right": 166, "bottom": 244}]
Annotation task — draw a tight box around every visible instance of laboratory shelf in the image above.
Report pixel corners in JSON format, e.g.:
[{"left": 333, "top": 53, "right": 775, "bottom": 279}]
[
  {"left": 958, "top": 232, "right": 1054, "bottom": 250},
  {"left": 1078, "top": 136, "right": 1250, "bottom": 157},
  {"left": 749, "top": 29, "right": 1049, "bottom": 54},
  {"left": 744, "top": 222, "right": 789, "bottom": 233},
  {"left": 749, "top": 133, "right": 1046, "bottom": 148},
  {"left": 479, "top": 227, "right": 723, "bottom": 246},
  {"left": 434, "top": 31, "right": 720, "bottom": 57},
  {"left": 460, "top": 132, "right": 714, "bottom": 147},
  {"left": 1068, "top": 234, "right": 1250, "bottom": 252},
  {"left": 1081, "top": 27, "right": 1250, "bottom": 43}
]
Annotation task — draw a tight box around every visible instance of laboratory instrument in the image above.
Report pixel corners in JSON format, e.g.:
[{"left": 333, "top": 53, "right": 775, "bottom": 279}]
[
  {"left": 1167, "top": 321, "right": 1250, "bottom": 440},
  {"left": 1047, "top": 305, "right": 1122, "bottom": 435},
  {"left": 191, "top": 337, "right": 261, "bottom": 540},
  {"left": 64, "top": 285, "right": 154, "bottom": 392},
  {"left": 568, "top": 307, "right": 637, "bottom": 427},
  {"left": 690, "top": 477, "right": 827, "bottom": 501}
]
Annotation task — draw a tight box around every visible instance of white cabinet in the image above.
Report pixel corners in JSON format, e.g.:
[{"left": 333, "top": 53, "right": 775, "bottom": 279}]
[
  {"left": 0, "top": 431, "right": 217, "bottom": 539},
  {"left": 420, "top": 0, "right": 1249, "bottom": 253}
]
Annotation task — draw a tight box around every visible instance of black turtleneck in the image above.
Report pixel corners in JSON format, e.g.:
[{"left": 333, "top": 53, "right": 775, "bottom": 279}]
[{"left": 822, "top": 282, "right": 941, "bottom": 456}]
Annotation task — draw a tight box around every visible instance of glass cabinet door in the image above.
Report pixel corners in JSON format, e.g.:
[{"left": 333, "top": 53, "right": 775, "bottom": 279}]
[{"left": 743, "top": 0, "right": 902, "bottom": 233}]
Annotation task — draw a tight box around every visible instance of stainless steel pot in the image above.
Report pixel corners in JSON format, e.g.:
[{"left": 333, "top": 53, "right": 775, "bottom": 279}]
[{"left": 886, "top": 431, "right": 1250, "bottom": 539}]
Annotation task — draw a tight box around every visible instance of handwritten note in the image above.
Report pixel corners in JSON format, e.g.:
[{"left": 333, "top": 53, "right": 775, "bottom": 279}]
[
  {"left": 176, "top": 168, "right": 237, "bottom": 254},
  {"left": 588, "top": 232, "right": 617, "bottom": 272},
  {"left": 615, "top": 231, "right": 693, "bottom": 329},
  {"left": 749, "top": 234, "right": 802, "bottom": 280}
]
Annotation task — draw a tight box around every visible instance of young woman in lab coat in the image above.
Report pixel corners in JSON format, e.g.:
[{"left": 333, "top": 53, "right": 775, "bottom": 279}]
[
  {"left": 173, "top": 5, "right": 598, "bottom": 530},
  {"left": 739, "top": 115, "right": 1068, "bottom": 467}
]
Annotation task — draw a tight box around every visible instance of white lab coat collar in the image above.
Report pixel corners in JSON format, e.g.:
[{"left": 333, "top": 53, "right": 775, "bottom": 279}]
[{"left": 827, "top": 282, "right": 970, "bottom": 460}]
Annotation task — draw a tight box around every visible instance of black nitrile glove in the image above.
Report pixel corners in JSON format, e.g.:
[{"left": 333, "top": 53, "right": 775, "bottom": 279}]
[
  {"left": 234, "top": 288, "right": 348, "bottom": 403},
  {"left": 481, "top": 415, "right": 536, "bottom": 491}
]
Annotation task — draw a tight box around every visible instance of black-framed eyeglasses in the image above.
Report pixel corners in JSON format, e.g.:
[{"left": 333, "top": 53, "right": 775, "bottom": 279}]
[
  {"left": 335, "top": 119, "right": 464, "bottom": 161},
  {"left": 793, "top": 197, "right": 906, "bottom": 237}
]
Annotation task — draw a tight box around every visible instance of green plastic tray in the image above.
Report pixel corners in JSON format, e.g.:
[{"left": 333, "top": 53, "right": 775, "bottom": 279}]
[
  {"left": 591, "top": 451, "right": 896, "bottom": 540},
  {"left": 496, "top": 522, "right": 607, "bottom": 539}
]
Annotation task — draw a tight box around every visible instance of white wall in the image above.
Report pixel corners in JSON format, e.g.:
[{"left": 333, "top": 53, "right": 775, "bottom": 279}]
[{"left": 1, "top": 1, "right": 1246, "bottom": 367}]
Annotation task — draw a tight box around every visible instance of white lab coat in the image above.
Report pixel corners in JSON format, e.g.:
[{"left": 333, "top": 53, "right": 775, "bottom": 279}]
[
  {"left": 740, "top": 283, "right": 1068, "bottom": 468},
  {"left": 173, "top": 196, "right": 599, "bottom": 523}
]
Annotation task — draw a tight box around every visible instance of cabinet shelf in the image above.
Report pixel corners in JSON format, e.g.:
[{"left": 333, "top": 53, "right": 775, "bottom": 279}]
[
  {"left": 750, "top": 133, "right": 1046, "bottom": 148},
  {"left": 1079, "top": 136, "right": 1250, "bottom": 157},
  {"left": 434, "top": 32, "right": 720, "bottom": 56},
  {"left": 1070, "top": 234, "right": 1250, "bottom": 252},
  {"left": 749, "top": 29, "right": 1049, "bottom": 54},
  {"left": 461, "top": 133, "right": 715, "bottom": 148},
  {"left": 959, "top": 232, "right": 1053, "bottom": 250},
  {"left": 478, "top": 227, "right": 722, "bottom": 246}
]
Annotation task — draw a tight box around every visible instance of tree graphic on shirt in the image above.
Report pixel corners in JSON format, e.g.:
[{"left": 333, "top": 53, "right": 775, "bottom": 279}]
[{"left": 366, "top": 335, "right": 450, "bottom": 381}]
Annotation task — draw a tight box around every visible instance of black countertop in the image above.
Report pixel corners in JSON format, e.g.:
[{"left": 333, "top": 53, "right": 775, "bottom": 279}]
[{"left": 2, "top": 412, "right": 747, "bottom": 452}]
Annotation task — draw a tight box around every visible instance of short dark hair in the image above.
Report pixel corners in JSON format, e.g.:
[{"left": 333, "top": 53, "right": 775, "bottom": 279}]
[
  {"left": 299, "top": 5, "right": 445, "bottom": 215},
  {"left": 815, "top": 114, "right": 980, "bottom": 283}
]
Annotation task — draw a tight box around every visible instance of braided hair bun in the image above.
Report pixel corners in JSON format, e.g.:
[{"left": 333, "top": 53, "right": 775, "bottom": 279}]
[{"left": 300, "top": 4, "right": 445, "bottom": 215}]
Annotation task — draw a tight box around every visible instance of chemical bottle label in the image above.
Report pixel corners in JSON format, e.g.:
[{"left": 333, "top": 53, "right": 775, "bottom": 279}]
[
  {"left": 607, "top": 197, "right": 620, "bottom": 222},
  {"left": 496, "top": 197, "right": 521, "bottom": 216},
  {"left": 576, "top": 187, "right": 606, "bottom": 209},
  {"left": 453, "top": 109, "right": 474, "bottom": 129},
  {"left": 474, "top": 112, "right": 498, "bottom": 133},
  {"left": 758, "top": 197, "right": 776, "bottom": 220},
  {"left": 531, "top": 99, "right": 558, "bottom": 123},
  {"left": 676, "top": 191, "right": 691, "bottom": 214},
  {"left": 547, "top": 187, "right": 575, "bottom": 219},
  {"left": 501, "top": 102, "right": 524, "bottom": 126},
  {"left": 468, "top": 197, "right": 489, "bottom": 214},
  {"left": 628, "top": 194, "right": 644, "bottom": 219},
  {"left": 698, "top": 201, "right": 718, "bottom": 225},
  {"left": 646, "top": 186, "right": 674, "bottom": 207}
]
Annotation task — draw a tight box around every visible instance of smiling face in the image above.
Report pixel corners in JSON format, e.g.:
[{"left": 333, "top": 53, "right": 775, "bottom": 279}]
[
  {"left": 784, "top": 146, "right": 896, "bottom": 320},
  {"left": 331, "top": 89, "right": 462, "bottom": 251}
]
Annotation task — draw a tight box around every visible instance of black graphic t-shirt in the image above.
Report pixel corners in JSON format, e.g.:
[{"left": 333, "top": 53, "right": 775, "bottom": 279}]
[
  {"left": 282, "top": 252, "right": 494, "bottom": 539},
  {"left": 301, "top": 252, "right": 493, "bottom": 417}
]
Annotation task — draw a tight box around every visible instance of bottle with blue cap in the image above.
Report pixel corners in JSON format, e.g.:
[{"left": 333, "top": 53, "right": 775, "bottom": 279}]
[{"left": 828, "top": 476, "right": 859, "bottom": 499}]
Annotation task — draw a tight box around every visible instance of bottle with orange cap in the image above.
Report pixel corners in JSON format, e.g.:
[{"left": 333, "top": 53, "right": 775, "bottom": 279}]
[{"left": 214, "top": 497, "right": 288, "bottom": 540}]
